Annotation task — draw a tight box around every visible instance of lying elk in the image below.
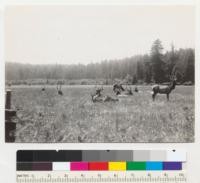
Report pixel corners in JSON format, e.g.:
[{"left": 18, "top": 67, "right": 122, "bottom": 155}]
[
  {"left": 91, "top": 86, "right": 118, "bottom": 102},
  {"left": 57, "top": 82, "right": 63, "bottom": 96},
  {"left": 91, "top": 86, "right": 103, "bottom": 102},
  {"left": 152, "top": 74, "right": 177, "bottom": 101}
]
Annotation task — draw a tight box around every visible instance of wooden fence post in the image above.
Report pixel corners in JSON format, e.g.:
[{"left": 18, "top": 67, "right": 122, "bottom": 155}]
[
  {"left": 5, "top": 89, "right": 16, "bottom": 142},
  {"left": 5, "top": 89, "right": 11, "bottom": 109}
]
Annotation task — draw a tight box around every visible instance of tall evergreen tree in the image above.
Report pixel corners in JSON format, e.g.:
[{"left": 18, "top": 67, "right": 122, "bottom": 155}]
[
  {"left": 166, "top": 43, "right": 178, "bottom": 79},
  {"left": 150, "top": 39, "right": 166, "bottom": 83},
  {"left": 184, "top": 49, "right": 195, "bottom": 83}
]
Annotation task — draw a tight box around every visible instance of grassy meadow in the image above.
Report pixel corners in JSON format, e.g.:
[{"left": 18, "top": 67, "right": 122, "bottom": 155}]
[{"left": 10, "top": 85, "right": 194, "bottom": 143}]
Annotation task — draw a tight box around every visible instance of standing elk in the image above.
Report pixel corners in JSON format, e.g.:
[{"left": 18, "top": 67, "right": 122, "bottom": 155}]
[
  {"left": 57, "top": 82, "right": 63, "bottom": 96},
  {"left": 152, "top": 69, "right": 178, "bottom": 101}
]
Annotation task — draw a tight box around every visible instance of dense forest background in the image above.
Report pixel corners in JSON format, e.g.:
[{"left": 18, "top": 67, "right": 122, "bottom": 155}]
[{"left": 5, "top": 39, "right": 194, "bottom": 85}]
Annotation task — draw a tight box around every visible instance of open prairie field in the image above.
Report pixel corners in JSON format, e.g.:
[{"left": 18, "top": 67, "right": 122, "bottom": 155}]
[{"left": 11, "top": 85, "right": 194, "bottom": 143}]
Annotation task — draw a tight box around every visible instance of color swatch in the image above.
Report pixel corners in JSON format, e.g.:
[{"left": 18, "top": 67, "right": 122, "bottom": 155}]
[
  {"left": 70, "top": 162, "right": 88, "bottom": 171},
  {"left": 109, "top": 162, "right": 126, "bottom": 171},
  {"left": 17, "top": 150, "right": 186, "bottom": 171},
  {"left": 88, "top": 162, "right": 108, "bottom": 170},
  {"left": 17, "top": 161, "right": 184, "bottom": 171}
]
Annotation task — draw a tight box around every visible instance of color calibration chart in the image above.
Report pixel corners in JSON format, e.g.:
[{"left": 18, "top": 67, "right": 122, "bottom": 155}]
[{"left": 16, "top": 150, "right": 187, "bottom": 183}]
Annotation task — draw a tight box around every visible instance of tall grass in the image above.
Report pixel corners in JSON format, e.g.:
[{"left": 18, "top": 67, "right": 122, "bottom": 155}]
[{"left": 11, "top": 85, "right": 194, "bottom": 143}]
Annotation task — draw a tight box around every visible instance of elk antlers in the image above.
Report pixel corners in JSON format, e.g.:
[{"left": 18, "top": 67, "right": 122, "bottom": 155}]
[
  {"left": 170, "top": 66, "right": 177, "bottom": 81},
  {"left": 170, "top": 66, "right": 184, "bottom": 81}
]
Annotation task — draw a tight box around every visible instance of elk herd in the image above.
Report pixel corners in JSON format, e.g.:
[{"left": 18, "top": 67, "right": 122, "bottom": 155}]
[
  {"left": 91, "top": 68, "right": 178, "bottom": 102},
  {"left": 91, "top": 84, "right": 138, "bottom": 103},
  {"left": 39, "top": 67, "right": 178, "bottom": 102}
]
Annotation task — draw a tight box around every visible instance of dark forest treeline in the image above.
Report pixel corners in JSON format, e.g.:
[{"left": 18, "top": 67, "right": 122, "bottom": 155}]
[{"left": 5, "top": 39, "right": 195, "bottom": 85}]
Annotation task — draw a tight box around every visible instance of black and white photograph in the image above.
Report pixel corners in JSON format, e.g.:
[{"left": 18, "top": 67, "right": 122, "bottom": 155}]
[{"left": 5, "top": 5, "right": 195, "bottom": 143}]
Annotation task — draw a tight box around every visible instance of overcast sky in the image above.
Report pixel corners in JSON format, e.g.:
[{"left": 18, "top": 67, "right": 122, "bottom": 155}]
[{"left": 5, "top": 5, "right": 195, "bottom": 65}]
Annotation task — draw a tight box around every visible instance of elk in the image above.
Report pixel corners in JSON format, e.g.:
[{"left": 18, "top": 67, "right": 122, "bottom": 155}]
[
  {"left": 113, "top": 83, "right": 134, "bottom": 96},
  {"left": 122, "top": 86, "right": 133, "bottom": 96},
  {"left": 91, "top": 85, "right": 118, "bottom": 102},
  {"left": 135, "top": 86, "right": 138, "bottom": 92},
  {"left": 41, "top": 85, "right": 46, "bottom": 91},
  {"left": 113, "top": 83, "right": 125, "bottom": 95},
  {"left": 41, "top": 80, "right": 49, "bottom": 91},
  {"left": 57, "top": 82, "right": 63, "bottom": 96},
  {"left": 152, "top": 69, "right": 177, "bottom": 101},
  {"left": 91, "top": 85, "right": 104, "bottom": 102}
]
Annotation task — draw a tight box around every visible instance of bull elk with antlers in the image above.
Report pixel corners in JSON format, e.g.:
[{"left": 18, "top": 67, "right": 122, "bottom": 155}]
[
  {"left": 152, "top": 68, "right": 178, "bottom": 101},
  {"left": 91, "top": 85, "right": 118, "bottom": 102}
]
